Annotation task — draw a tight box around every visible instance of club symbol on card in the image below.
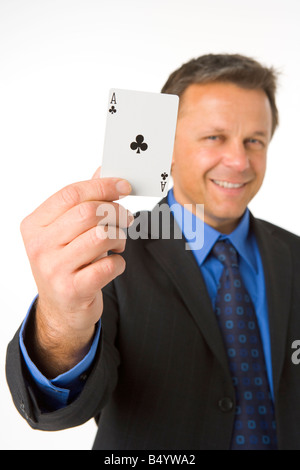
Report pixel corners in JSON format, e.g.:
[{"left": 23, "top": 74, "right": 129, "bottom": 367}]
[
  {"left": 109, "top": 105, "right": 117, "bottom": 114},
  {"left": 160, "top": 172, "right": 168, "bottom": 192},
  {"left": 130, "top": 135, "right": 148, "bottom": 154}
]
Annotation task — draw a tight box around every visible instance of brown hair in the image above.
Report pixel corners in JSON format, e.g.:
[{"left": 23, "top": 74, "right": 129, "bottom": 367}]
[{"left": 161, "top": 54, "right": 279, "bottom": 136}]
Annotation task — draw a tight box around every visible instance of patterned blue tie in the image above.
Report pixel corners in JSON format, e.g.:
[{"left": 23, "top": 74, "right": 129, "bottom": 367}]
[{"left": 212, "top": 240, "right": 277, "bottom": 450}]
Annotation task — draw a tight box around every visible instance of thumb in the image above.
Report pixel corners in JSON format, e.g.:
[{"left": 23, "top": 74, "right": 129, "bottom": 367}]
[{"left": 92, "top": 166, "right": 101, "bottom": 179}]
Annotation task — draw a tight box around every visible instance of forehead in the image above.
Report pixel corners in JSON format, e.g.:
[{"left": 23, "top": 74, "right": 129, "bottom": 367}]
[
  {"left": 178, "top": 82, "right": 272, "bottom": 136},
  {"left": 180, "top": 82, "right": 270, "bottom": 114}
]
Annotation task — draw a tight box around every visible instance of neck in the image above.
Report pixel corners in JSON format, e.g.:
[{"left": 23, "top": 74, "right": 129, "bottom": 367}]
[{"left": 203, "top": 214, "right": 243, "bottom": 234}]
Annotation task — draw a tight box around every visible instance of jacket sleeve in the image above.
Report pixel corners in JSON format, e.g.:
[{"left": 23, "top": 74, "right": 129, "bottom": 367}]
[{"left": 5, "top": 281, "right": 120, "bottom": 432}]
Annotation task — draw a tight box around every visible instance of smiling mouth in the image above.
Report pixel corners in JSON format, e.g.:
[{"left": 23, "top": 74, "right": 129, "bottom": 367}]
[{"left": 212, "top": 179, "right": 246, "bottom": 189}]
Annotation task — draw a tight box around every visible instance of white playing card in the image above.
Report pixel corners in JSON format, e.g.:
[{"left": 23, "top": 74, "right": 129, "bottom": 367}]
[{"left": 101, "top": 88, "right": 179, "bottom": 197}]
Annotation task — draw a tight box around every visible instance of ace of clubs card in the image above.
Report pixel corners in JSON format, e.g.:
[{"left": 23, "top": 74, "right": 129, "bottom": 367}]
[{"left": 101, "top": 88, "right": 179, "bottom": 197}]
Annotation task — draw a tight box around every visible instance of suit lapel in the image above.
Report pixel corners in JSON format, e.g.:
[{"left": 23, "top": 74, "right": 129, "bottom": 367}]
[
  {"left": 143, "top": 205, "right": 231, "bottom": 375},
  {"left": 250, "top": 215, "right": 292, "bottom": 396}
]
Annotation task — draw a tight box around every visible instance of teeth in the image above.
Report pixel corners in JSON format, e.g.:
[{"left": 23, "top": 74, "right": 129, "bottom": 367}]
[{"left": 213, "top": 180, "right": 244, "bottom": 189}]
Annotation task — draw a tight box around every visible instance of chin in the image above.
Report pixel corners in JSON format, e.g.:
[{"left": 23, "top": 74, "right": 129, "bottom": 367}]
[{"left": 209, "top": 206, "right": 247, "bottom": 227}]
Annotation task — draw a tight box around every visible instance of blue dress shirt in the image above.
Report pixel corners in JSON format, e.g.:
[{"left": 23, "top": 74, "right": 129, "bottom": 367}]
[
  {"left": 19, "top": 298, "right": 101, "bottom": 409},
  {"left": 19, "top": 188, "right": 274, "bottom": 409}
]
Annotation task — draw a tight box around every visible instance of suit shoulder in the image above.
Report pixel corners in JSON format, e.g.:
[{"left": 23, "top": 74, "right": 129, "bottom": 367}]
[{"left": 256, "top": 218, "right": 300, "bottom": 246}]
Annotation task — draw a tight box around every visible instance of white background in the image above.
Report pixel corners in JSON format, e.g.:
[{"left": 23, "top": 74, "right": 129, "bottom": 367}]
[{"left": 1, "top": 0, "right": 299, "bottom": 450}]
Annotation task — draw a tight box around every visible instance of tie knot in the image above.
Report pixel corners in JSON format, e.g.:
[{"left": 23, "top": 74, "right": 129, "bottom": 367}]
[{"left": 212, "top": 240, "right": 239, "bottom": 268}]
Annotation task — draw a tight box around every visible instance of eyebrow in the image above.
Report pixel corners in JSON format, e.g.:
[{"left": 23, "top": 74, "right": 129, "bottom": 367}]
[
  {"left": 252, "top": 131, "right": 268, "bottom": 137},
  {"left": 205, "top": 128, "right": 269, "bottom": 138},
  {"left": 207, "top": 127, "right": 226, "bottom": 133}
]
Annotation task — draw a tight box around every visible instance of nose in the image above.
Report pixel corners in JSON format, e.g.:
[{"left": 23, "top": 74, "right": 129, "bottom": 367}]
[{"left": 222, "top": 140, "right": 250, "bottom": 172}]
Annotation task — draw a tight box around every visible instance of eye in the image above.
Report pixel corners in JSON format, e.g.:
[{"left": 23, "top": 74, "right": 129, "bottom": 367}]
[
  {"left": 246, "top": 138, "right": 265, "bottom": 148},
  {"left": 206, "top": 135, "right": 221, "bottom": 141}
]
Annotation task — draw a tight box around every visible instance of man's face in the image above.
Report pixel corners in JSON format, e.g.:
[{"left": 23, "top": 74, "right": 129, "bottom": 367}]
[{"left": 172, "top": 82, "right": 273, "bottom": 233}]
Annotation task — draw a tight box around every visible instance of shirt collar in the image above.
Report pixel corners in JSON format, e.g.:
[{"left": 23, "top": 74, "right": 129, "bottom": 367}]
[{"left": 167, "top": 188, "right": 257, "bottom": 273}]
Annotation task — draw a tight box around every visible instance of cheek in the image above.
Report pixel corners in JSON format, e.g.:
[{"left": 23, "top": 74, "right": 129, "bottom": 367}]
[
  {"left": 252, "top": 154, "right": 267, "bottom": 180},
  {"left": 174, "top": 139, "right": 219, "bottom": 173}
]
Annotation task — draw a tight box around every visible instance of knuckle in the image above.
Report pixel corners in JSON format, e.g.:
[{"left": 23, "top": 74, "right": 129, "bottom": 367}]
[
  {"left": 25, "top": 238, "right": 38, "bottom": 260},
  {"left": 43, "top": 261, "right": 56, "bottom": 282},
  {"left": 78, "top": 202, "right": 96, "bottom": 222},
  {"left": 95, "top": 179, "right": 106, "bottom": 201},
  {"left": 90, "top": 226, "right": 106, "bottom": 246},
  {"left": 101, "top": 258, "right": 115, "bottom": 277},
  {"left": 101, "top": 255, "right": 124, "bottom": 277},
  {"left": 25, "top": 234, "right": 43, "bottom": 260},
  {"left": 60, "top": 184, "right": 81, "bottom": 207},
  {"left": 20, "top": 215, "right": 29, "bottom": 236}
]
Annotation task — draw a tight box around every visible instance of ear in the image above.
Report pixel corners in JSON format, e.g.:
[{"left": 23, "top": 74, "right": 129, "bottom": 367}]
[{"left": 170, "top": 151, "right": 175, "bottom": 174}]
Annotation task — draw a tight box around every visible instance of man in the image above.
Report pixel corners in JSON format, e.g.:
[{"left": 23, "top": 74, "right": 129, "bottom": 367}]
[{"left": 6, "top": 54, "right": 300, "bottom": 450}]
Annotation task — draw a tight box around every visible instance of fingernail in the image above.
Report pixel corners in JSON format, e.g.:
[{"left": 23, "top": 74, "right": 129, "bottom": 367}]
[{"left": 116, "top": 180, "right": 132, "bottom": 195}]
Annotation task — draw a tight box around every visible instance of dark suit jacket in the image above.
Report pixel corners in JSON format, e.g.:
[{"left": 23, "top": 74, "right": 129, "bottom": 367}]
[{"left": 6, "top": 199, "right": 300, "bottom": 449}]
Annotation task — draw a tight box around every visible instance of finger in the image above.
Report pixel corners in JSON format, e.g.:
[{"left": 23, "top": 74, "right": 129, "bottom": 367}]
[
  {"left": 73, "top": 253, "right": 126, "bottom": 296},
  {"left": 62, "top": 225, "right": 126, "bottom": 272},
  {"left": 46, "top": 200, "right": 133, "bottom": 246},
  {"left": 92, "top": 166, "right": 101, "bottom": 179},
  {"left": 90, "top": 251, "right": 108, "bottom": 264},
  {"left": 29, "top": 177, "right": 132, "bottom": 227}
]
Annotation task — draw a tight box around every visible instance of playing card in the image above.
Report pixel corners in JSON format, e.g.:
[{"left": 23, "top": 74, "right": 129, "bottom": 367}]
[{"left": 101, "top": 88, "right": 179, "bottom": 197}]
